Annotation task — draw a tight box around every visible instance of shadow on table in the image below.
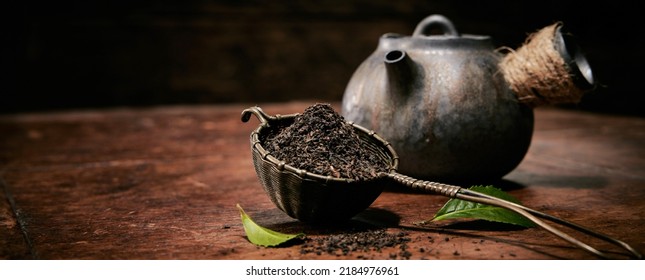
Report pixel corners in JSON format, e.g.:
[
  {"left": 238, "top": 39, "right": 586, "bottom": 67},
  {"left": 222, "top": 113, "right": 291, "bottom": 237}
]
[
  {"left": 251, "top": 207, "right": 401, "bottom": 234},
  {"left": 505, "top": 168, "right": 611, "bottom": 189}
]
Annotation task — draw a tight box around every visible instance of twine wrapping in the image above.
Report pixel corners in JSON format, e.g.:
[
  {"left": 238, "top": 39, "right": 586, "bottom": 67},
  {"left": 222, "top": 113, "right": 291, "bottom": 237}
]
[{"left": 500, "top": 23, "right": 587, "bottom": 107}]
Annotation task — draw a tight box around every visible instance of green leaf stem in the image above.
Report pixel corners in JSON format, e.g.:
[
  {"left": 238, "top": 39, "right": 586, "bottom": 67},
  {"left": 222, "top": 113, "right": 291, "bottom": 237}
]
[
  {"left": 237, "top": 204, "right": 305, "bottom": 247},
  {"left": 432, "top": 186, "right": 536, "bottom": 228}
]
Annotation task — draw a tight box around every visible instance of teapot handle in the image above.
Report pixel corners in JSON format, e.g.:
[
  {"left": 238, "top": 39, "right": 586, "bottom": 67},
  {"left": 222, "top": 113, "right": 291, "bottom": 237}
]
[{"left": 412, "top": 14, "right": 459, "bottom": 37}]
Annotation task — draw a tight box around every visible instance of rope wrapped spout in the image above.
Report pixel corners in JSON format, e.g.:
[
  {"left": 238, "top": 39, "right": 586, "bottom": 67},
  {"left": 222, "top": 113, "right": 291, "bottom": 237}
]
[{"left": 500, "top": 23, "right": 595, "bottom": 107}]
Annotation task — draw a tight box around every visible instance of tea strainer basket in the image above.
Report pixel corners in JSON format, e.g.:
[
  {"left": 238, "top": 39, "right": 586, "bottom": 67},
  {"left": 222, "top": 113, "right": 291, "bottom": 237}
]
[{"left": 241, "top": 106, "right": 641, "bottom": 259}]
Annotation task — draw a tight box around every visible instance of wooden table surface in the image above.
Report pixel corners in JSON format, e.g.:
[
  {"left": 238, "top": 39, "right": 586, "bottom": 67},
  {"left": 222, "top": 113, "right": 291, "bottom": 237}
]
[{"left": 1, "top": 101, "right": 644, "bottom": 260}]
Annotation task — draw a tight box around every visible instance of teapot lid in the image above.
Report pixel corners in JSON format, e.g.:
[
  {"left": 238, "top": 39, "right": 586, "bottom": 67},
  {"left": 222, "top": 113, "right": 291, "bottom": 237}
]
[
  {"left": 412, "top": 14, "right": 461, "bottom": 37},
  {"left": 380, "top": 14, "right": 492, "bottom": 49}
]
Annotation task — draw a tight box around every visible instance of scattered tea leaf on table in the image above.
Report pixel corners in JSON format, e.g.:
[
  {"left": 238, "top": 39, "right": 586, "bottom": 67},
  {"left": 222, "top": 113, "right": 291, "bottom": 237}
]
[
  {"left": 432, "top": 186, "right": 536, "bottom": 228},
  {"left": 236, "top": 204, "right": 305, "bottom": 247}
]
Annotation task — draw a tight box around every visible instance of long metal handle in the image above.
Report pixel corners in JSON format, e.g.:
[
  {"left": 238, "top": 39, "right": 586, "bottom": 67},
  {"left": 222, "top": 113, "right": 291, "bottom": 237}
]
[{"left": 389, "top": 172, "right": 642, "bottom": 259}]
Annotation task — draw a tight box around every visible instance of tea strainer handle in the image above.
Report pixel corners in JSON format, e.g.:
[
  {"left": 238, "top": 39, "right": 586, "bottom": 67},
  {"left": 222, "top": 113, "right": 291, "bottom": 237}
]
[
  {"left": 242, "top": 106, "right": 300, "bottom": 126},
  {"left": 241, "top": 106, "right": 272, "bottom": 125},
  {"left": 388, "top": 172, "right": 642, "bottom": 259}
]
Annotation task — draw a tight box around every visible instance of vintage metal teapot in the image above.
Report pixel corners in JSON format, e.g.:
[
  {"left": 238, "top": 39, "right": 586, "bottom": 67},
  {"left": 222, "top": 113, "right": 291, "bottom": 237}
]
[{"left": 341, "top": 14, "right": 594, "bottom": 182}]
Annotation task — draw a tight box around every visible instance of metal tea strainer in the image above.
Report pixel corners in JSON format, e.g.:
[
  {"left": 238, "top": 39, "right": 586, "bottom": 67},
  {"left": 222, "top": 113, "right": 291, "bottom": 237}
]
[{"left": 241, "top": 106, "right": 641, "bottom": 259}]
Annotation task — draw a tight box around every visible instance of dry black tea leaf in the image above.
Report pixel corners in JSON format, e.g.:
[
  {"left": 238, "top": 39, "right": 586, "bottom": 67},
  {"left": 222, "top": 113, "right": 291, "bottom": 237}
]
[{"left": 265, "top": 103, "right": 389, "bottom": 181}]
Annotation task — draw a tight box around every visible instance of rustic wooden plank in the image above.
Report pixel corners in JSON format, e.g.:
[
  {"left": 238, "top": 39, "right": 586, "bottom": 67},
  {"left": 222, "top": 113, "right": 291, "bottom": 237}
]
[
  {"left": 0, "top": 178, "right": 31, "bottom": 259},
  {"left": 1, "top": 103, "right": 643, "bottom": 259}
]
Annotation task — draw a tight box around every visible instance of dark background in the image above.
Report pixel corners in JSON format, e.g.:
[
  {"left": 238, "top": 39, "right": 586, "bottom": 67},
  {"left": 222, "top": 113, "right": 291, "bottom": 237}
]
[{"left": 2, "top": 1, "right": 643, "bottom": 116}]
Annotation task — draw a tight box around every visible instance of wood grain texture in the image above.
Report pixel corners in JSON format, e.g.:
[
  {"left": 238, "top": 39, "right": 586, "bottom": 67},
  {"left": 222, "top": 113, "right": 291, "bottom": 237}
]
[{"left": 1, "top": 102, "right": 644, "bottom": 259}]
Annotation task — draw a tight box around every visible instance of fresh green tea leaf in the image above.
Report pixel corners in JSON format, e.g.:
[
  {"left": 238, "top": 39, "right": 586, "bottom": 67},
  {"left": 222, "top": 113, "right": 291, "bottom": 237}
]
[
  {"left": 432, "top": 186, "right": 536, "bottom": 228},
  {"left": 237, "top": 204, "right": 305, "bottom": 246}
]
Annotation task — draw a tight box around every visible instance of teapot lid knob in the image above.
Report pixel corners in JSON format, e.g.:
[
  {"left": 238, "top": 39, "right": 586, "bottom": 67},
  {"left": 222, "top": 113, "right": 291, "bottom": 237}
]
[{"left": 413, "top": 14, "right": 459, "bottom": 37}]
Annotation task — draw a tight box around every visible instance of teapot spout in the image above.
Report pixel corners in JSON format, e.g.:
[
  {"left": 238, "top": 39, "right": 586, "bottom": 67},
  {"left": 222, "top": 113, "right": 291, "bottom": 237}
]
[
  {"left": 500, "top": 23, "right": 594, "bottom": 107},
  {"left": 384, "top": 50, "right": 416, "bottom": 94}
]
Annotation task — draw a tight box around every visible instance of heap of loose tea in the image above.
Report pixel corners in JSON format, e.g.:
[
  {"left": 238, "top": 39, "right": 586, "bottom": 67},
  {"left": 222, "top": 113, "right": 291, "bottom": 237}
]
[{"left": 265, "top": 103, "right": 389, "bottom": 181}]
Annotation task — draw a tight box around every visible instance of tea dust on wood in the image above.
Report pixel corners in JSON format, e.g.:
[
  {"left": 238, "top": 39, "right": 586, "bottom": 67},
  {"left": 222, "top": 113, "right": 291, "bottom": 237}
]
[
  {"left": 300, "top": 229, "right": 412, "bottom": 259},
  {"left": 264, "top": 103, "right": 389, "bottom": 181}
]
